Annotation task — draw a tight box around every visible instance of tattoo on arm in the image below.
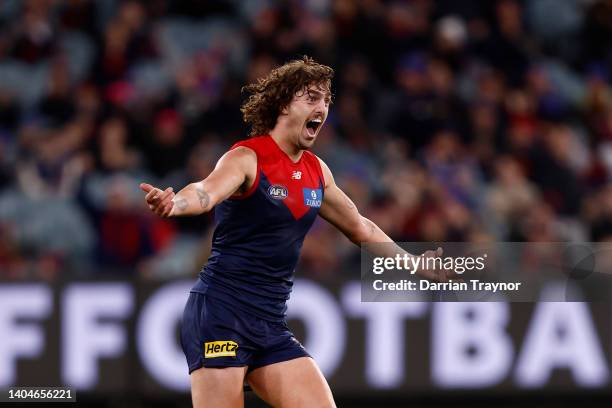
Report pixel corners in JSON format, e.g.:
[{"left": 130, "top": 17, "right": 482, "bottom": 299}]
[
  {"left": 174, "top": 198, "right": 188, "bottom": 212},
  {"left": 345, "top": 195, "right": 356, "bottom": 210},
  {"left": 365, "top": 218, "right": 376, "bottom": 236},
  {"left": 196, "top": 185, "right": 210, "bottom": 210}
]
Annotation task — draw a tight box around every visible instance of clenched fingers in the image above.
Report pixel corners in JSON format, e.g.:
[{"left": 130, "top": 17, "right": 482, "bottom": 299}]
[
  {"left": 145, "top": 187, "right": 162, "bottom": 203},
  {"left": 157, "top": 187, "right": 174, "bottom": 204},
  {"left": 160, "top": 195, "right": 175, "bottom": 217},
  {"left": 152, "top": 187, "right": 174, "bottom": 215}
]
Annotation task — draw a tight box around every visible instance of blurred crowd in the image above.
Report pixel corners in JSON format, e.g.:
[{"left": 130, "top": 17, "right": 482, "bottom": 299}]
[{"left": 1, "top": 0, "right": 612, "bottom": 281}]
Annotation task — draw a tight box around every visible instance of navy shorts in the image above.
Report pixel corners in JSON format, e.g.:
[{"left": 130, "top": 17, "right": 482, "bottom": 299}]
[{"left": 181, "top": 292, "right": 310, "bottom": 374}]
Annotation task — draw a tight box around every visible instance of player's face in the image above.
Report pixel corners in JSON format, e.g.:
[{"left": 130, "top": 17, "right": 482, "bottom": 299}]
[{"left": 284, "top": 83, "right": 331, "bottom": 150}]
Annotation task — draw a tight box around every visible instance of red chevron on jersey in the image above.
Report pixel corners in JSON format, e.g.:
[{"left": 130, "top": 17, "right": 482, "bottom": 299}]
[{"left": 231, "top": 135, "right": 324, "bottom": 220}]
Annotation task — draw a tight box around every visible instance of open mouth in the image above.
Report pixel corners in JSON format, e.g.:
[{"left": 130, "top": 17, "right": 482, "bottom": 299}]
[{"left": 305, "top": 118, "right": 322, "bottom": 136}]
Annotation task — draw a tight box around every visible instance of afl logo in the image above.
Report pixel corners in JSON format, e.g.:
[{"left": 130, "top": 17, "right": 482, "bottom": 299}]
[{"left": 268, "top": 184, "right": 288, "bottom": 200}]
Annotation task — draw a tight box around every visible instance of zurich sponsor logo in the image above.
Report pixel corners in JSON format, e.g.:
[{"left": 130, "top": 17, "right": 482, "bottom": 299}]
[
  {"left": 268, "top": 184, "right": 288, "bottom": 200},
  {"left": 303, "top": 188, "right": 322, "bottom": 208}
]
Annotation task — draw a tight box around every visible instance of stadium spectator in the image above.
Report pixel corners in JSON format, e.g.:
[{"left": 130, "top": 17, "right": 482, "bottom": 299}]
[{"left": 0, "top": 0, "right": 611, "bottom": 280}]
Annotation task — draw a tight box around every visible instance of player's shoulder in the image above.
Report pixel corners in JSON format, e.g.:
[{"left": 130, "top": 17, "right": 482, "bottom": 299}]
[
  {"left": 231, "top": 135, "right": 270, "bottom": 152},
  {"left": 309, "top": 152, "right": 332, "bottom": 188},
  {"left": 227, "top": 135, "right": 268, "bottom": 161},
  {"left": 219, "top": 140, "right": 257, "bottom": 171},
  {"left": 231, "top": 135, "right": 280, "bottom": 164},
  {"left": 225, "top": 145, "right": 256, "bottom": 160},
  {"left": 309, "top": 152, "right": 328, "bottom": 171}
]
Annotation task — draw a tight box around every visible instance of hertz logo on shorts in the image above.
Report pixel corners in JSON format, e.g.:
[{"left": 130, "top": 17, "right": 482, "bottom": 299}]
[{"left": 204, "top": 341, "right": 238, "bottom": 358}]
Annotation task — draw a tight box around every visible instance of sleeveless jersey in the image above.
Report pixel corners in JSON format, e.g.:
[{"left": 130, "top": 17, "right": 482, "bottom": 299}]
[{"left": 191, "top": 135, "right": 325, "bottom": 321}]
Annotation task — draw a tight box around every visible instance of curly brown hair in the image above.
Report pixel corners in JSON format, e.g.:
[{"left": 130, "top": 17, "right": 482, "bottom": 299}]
[{"left": 240, "top": 56, "right": 334, "bottom": 137}]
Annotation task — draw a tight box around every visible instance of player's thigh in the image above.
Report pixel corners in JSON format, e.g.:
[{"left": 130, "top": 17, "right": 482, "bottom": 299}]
[
  {"left": 191, "top": 365, "right": 248, "bottom": 408},
  {"left": 246, "top": 357, "right": 336, "bottom": 408}
]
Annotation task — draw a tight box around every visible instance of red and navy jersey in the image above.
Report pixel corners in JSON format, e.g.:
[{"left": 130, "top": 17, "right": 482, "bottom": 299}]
[{"left": 191, "top": 135, "right": 325, "bottom": 321}]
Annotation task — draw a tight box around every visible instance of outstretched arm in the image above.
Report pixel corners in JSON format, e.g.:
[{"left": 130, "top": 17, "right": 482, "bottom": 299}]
[
  {"left": 140, "top": 146, "right": 257, "bottom": 217},
  {"left": 317, "top": 158, "right": 395, "bottom": 245},
  {"left": 316, "top": 157, "right": 445, "bottom": 281}
]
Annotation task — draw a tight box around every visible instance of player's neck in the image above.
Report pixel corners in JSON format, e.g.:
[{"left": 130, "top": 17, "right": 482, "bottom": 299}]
[{"left": 269, "top": 129, "right": 303, "bottom": 163}]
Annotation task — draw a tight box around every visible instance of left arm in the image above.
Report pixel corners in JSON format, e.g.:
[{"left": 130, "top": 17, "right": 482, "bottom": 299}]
[
  {"left": 316, "top": 157, "right": 396, "bottom": 246},
  {"left": 316, "top": 157, "right": 445, "bottom": 281}
]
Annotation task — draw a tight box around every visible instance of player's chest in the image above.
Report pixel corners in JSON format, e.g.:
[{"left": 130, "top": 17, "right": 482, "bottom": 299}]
[{"left": 259, "top": 162, "right": 323, "bottom": 220}]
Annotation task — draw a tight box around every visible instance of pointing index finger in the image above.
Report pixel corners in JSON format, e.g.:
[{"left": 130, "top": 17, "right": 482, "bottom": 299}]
[{"left": 140, "top": 183, "right": 154, "bottom": 193}]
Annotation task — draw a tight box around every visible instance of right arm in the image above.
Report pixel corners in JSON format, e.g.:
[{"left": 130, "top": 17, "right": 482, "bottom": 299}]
[{"left": 140, "top": 146, "right": 257, "bottom": 217}]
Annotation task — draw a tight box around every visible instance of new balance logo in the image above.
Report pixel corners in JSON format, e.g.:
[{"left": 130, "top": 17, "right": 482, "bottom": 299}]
[{"left": 292, "top": 171, "right": 302, "bottom": 180}]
